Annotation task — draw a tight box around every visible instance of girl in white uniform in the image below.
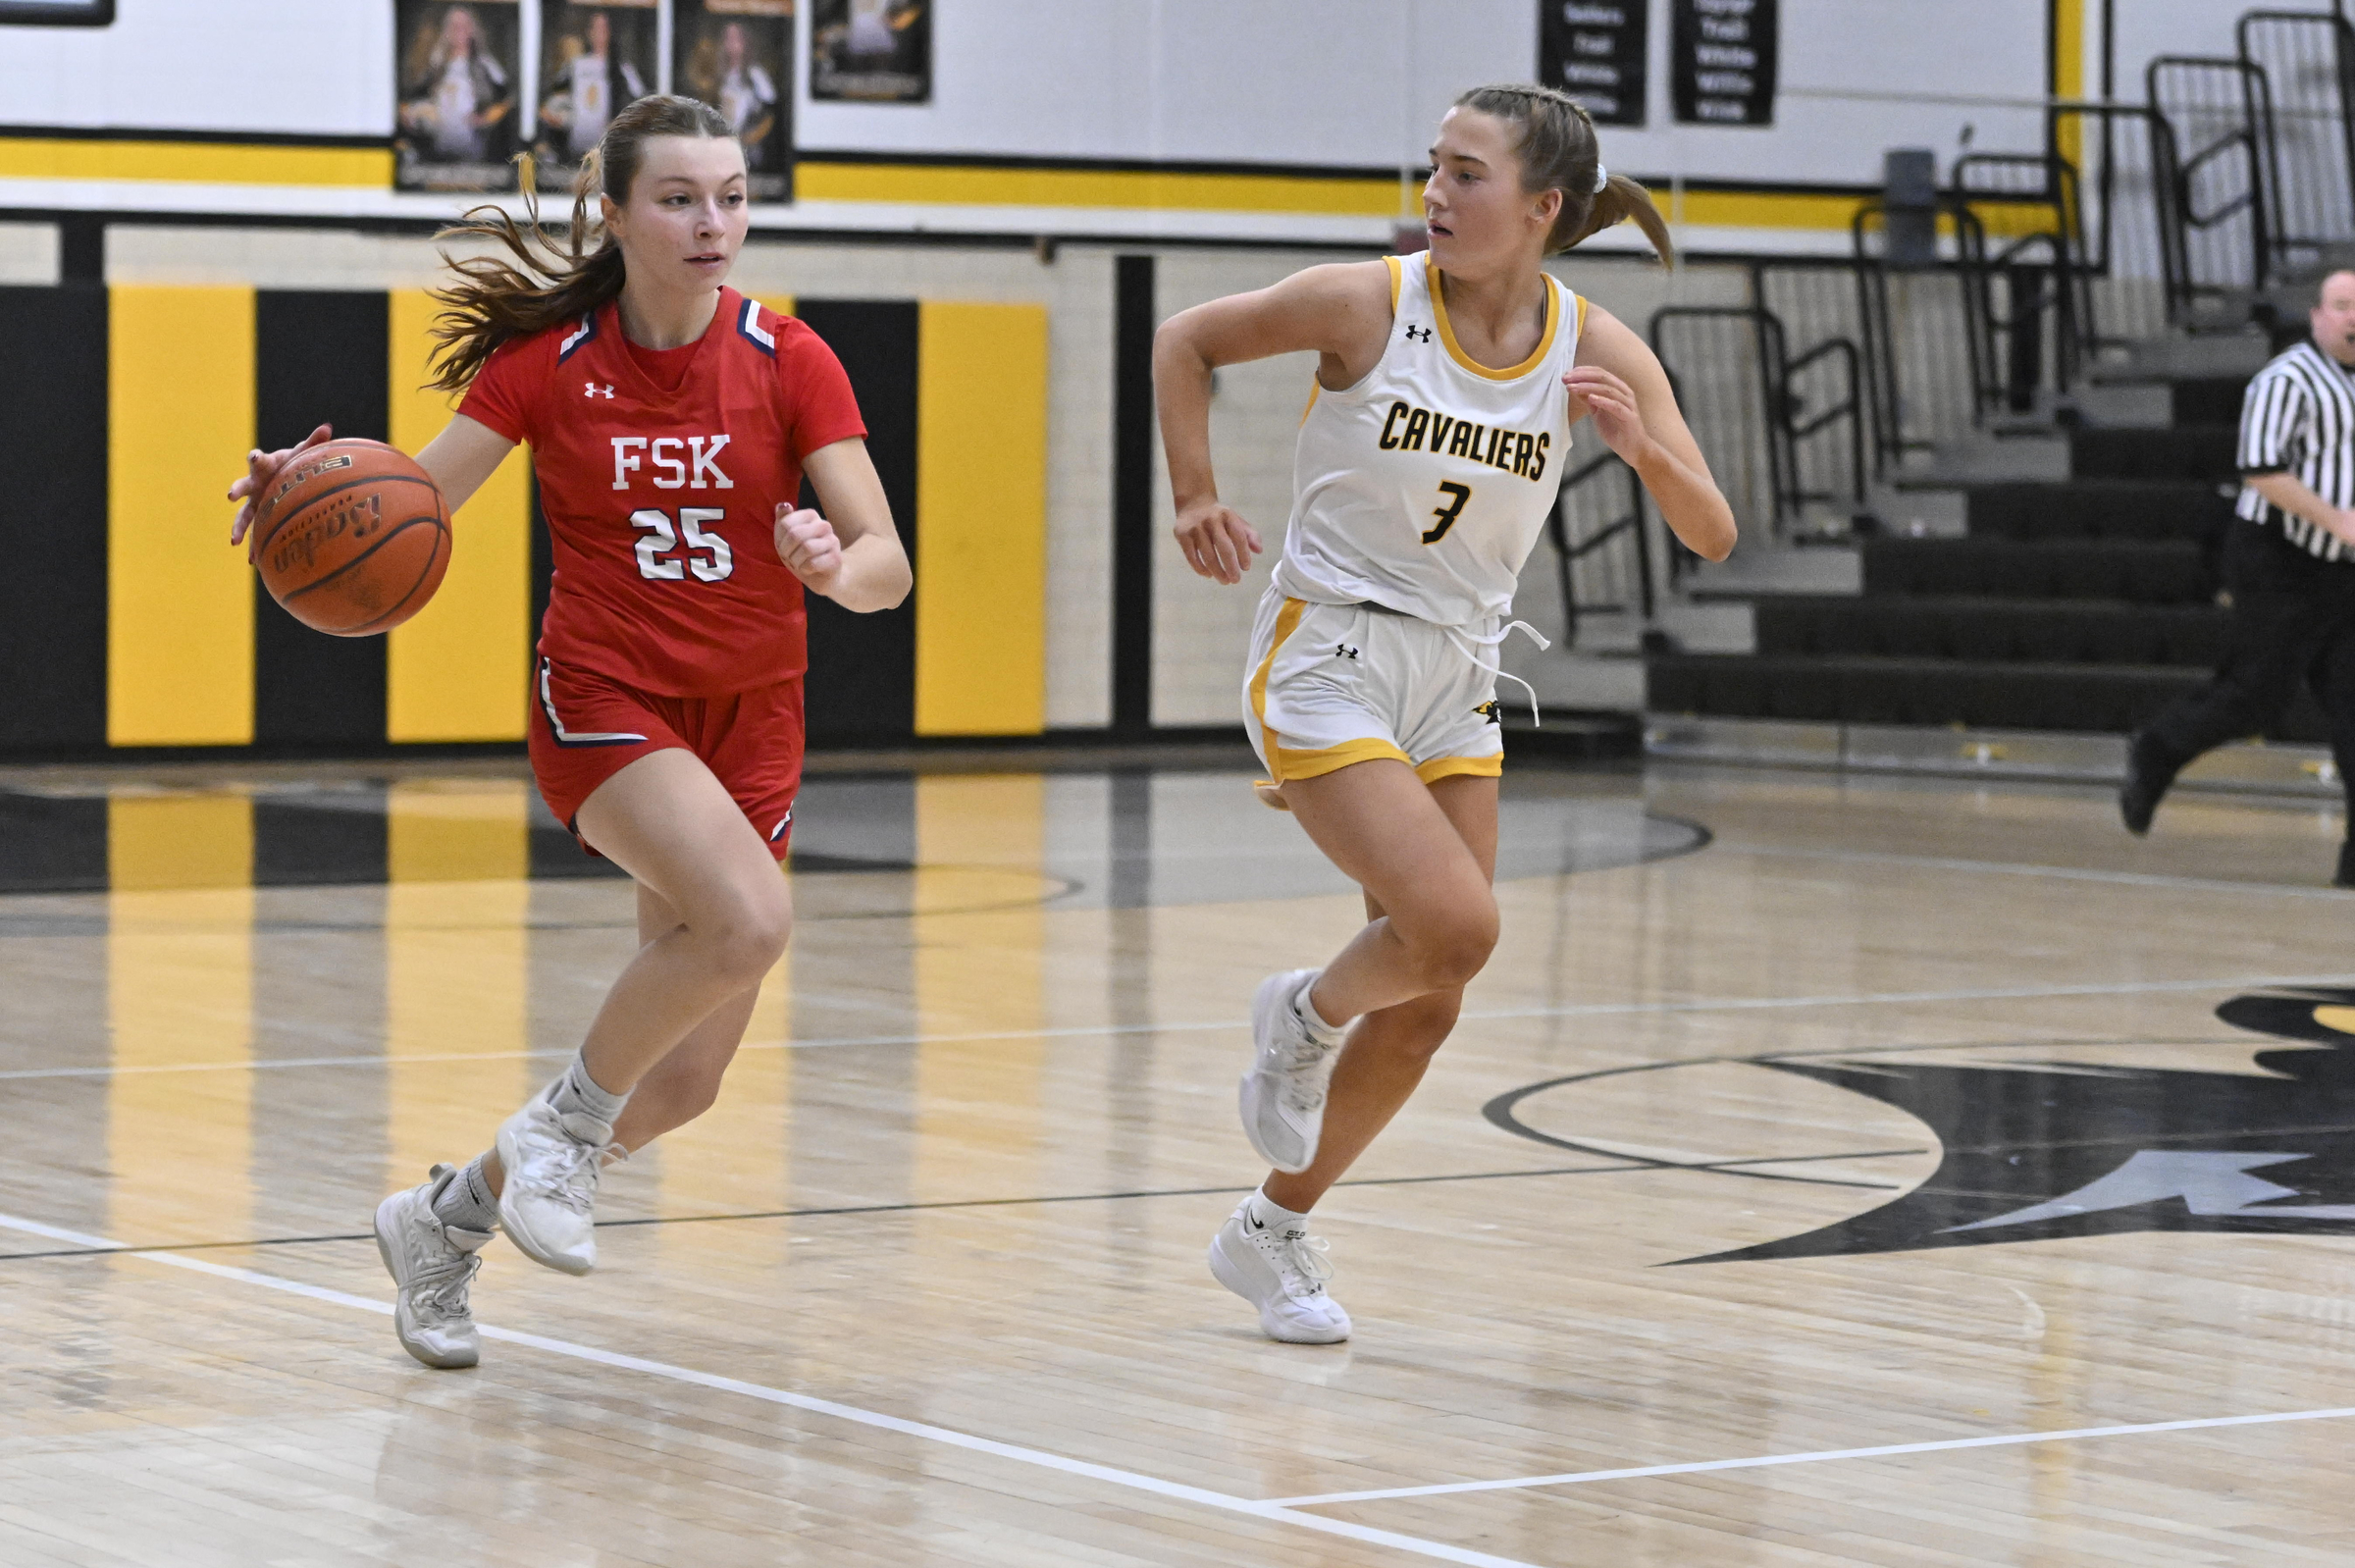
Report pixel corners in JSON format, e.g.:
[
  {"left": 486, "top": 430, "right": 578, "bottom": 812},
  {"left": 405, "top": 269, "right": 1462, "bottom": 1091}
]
[{"left": 1155, "top": 84, "right": 1737, "bottom": 1343}]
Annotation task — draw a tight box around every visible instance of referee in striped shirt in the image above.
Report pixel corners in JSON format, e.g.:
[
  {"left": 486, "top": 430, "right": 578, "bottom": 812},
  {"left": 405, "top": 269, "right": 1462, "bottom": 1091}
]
[{"left": 2123, "top": 269, "right": 2355, "bottom": 884}]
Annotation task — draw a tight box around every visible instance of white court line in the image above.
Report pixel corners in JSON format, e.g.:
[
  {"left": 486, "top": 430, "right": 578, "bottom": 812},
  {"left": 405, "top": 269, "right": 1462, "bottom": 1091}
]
[
  {"left": 8, "top": 969, "right": 2350, "bottom": 1082},
  {"left": 0, "top": 1210, "right": 1541, "bottom": 1568},
  {"left": 1717, "top": 841, "right": 2355, "bottom": 901},
  {"left": 1268, "top": 1406, "right": 2355, "bottom": 1505}
]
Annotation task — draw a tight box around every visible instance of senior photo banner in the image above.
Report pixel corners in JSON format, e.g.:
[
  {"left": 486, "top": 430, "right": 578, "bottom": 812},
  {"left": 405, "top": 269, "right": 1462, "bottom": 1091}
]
[
  {"left": 534, "top": 0, "right": 660, "bottom": 192},
  {"left": 810, "top": 0, "right": 929, "bottom": 103},
  {"left": 674, "top": 0, "right": 797, "bottom": 201},
  {"left": 394, "top": 0, "right": 522, "bottom": 190}
]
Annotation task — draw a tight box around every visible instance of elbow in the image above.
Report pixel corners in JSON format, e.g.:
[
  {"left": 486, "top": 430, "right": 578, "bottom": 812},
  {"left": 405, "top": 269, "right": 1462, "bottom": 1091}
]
[{"left": 1698, "top": 519, "right": 1737, "bottom": 563}]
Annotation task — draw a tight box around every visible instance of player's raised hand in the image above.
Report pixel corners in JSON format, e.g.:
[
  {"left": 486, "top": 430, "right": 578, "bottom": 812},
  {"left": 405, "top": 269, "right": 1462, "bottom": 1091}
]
[
  {"left": 775, "top": 504, "right": 846, "bottom": 595},
  {"left": 1174, "top": 498, "right": 1263, "bottom": 586},
  {"left": 1565, "top": 366, "right": 1650, "bottom": 465},
  {"left": 228, "top": 423, "right": 334, "bottom": 556}
]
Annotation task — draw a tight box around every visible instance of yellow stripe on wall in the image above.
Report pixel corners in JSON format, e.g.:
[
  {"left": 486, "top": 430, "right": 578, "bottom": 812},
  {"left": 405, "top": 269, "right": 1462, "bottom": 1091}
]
[
  {"left": 387, "top": 289, "right": 532, "bottom": 743},
  {"left": 798, "top": 160, "right": 1400, "bottom": 216},
  {"left": 914, "top": 301, "right": 1049, "bottom": 736},
  {"left": 0, "top": 137, "right": 392, "bottom": 188},
  {"left": 108, "top": 286, "right": 255, "bottom": 747}
]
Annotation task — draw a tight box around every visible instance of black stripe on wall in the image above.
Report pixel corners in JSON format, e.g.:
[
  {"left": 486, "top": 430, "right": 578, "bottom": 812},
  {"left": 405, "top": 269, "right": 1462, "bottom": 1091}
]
[
  {"left": 0, "top": 284, "right": 108, "bottom": 757},
  {"left": 793, "top": 299, "right": 919, "bottom": 748},
  {"left": 1112, "top": 254, "right": 1156, "bottom": 737},
  {"left": 252, "top": 289, "right": 390, "bottom": 750}
]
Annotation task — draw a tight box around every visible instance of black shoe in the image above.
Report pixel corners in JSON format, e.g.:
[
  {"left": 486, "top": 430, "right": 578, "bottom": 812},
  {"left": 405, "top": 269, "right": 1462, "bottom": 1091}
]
[
  {"left": 2336, "top": 842, "right": 2355, "bottom": 890},
  {"left": 2120, "top": 732, "right": 2176, "bottom": 837}
]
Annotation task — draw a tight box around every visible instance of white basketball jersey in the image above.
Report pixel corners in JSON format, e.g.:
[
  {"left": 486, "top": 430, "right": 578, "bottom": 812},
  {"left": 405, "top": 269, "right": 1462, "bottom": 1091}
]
[{"left": 1272, "top": 251, "right": 1586, "bottom": 628}]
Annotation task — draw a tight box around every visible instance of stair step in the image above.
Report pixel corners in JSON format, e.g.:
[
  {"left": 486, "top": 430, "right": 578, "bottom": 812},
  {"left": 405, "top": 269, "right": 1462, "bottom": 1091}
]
[
  {"left": 1861, "top": 537, "right": 2214, "bottom": 602},
  {"left": 1753, "top": 596, "right": 2226, "bottom": 666},
  {"left": 1646, "top": 653, "right": 2325, "bottom": 739},
  {"left": 2172, "top": 377, "right": 2249, "bottom": 424},
  {"left": 1962, "top": 479, "right": 2234, "bottom": 540},
  {"left": 2067, "top": 425, "right": 2239, "bottom": 481}
]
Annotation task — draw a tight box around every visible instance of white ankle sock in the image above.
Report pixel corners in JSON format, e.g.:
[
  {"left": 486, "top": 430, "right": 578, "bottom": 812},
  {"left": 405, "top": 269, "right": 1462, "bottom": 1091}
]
[
  {"left": 1292, "top": 974, "right": 1346, "bottom": 1044},
  {"left": 547, "top": 1051, "right": 627, "bottom": 1124},
  {"left": 1247, "top": 1188, "right": 1312, "bottom": 1233}
]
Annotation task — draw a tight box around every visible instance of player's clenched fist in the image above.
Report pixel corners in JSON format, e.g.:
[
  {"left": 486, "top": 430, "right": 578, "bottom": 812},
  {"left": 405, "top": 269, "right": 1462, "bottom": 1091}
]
[{"left": 774, "top": 504, "right": 845, "bottom": 595}]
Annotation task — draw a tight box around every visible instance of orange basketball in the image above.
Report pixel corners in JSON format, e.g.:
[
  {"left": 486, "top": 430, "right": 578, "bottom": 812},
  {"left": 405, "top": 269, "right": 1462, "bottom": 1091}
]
[{"left": 251, "top": 439, "right": 451, "bottom": 637}]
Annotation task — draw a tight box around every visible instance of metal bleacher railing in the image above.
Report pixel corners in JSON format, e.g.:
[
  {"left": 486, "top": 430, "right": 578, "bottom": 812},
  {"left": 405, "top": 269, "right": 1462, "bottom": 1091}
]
[{"left": 1542, "top": 3, "right": 2355, "bottom": 653}]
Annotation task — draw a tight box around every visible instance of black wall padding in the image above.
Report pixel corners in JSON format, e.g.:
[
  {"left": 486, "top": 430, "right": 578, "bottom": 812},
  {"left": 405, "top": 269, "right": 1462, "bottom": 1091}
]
[
  {"left": 1112, "top": 254, "right": 1157, "bottom": 736},
  {"left": 792, "top": 299, "right": 918, "bottom": 747},
  {"left": 252, "top": 290, "right": 390, "bottom": 750},
  {"left": 0, "top": 285, "right": 108, "bottom": 756}
]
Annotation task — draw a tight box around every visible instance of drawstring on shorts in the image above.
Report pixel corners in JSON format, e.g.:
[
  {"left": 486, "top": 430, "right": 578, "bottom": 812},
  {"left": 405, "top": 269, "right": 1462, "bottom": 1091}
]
[{"left": 1443, "top": 619, "right": 1551, "bottom": 727}]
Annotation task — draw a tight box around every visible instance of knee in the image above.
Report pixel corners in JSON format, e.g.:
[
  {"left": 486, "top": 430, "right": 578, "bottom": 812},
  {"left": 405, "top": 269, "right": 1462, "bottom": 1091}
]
[
  {"left": 701, "top": 882, "right": 792, "bottom": 985},
  {"left": 1402, "top": 901, "right": 1497, "bottom": 991}
]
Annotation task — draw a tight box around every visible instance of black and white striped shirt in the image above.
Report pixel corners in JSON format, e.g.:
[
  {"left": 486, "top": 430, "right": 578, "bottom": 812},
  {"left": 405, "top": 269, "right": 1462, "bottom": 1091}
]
[{"left": 2237, "top": 339, "right": 2355, "bottom": 561}]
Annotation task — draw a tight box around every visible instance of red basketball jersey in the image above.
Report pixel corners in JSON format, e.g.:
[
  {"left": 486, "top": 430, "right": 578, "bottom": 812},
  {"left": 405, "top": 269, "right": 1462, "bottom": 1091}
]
[{"left": 458, "top": 287, "right": 865, "bottom": 696}]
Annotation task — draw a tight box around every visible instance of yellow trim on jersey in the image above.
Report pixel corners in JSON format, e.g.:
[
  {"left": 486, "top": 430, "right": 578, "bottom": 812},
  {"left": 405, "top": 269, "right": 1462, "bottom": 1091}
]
[
  {"left": 1300, "top": 381, "right": 1320, "bottom": 425},
  {"left": 1575, "top": 292, "right": 1590, "bottom": 346},
  {"left": 1385, "top": 253, "right": 1403, "bottom": 314},
  {"left": 1425, "top": 254, "right": 1559, "bottom": 382},
  {"left": 1276, "top": 736, "right": 1414, "bottom": 780},
  {"left": 1416, "top": 754, "right": 1504, "bottom": 784}
]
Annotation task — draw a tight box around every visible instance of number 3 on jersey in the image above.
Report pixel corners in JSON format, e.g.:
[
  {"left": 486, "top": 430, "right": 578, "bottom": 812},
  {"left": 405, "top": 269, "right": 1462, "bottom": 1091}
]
[
  {"left": 631, "top": 507, "right": 733, "bottom": 582},
  {"left": 1423, "top": 482, "right": 1471, "bottom": 545}
]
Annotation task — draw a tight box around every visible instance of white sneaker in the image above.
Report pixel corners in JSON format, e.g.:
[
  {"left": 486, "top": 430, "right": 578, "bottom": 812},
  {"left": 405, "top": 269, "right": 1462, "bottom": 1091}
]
[
  {"left": 374, "top": 1165, "right": 492, "bottom": 1370},
  {"left": 1239, "top": 969, "right": 1339, "bottom": 1174},
  {"left": 1207, "top": 1201, "right": 1352, "bottom": 1344},
  {"left": 495, "top": 1095, "right": 615, "bottom": 1276}
]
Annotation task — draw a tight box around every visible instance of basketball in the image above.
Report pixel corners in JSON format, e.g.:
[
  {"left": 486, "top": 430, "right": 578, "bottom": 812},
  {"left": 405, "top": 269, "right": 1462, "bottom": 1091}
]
[{"left": 250, "top": 439, "right": 450, "bottom": 637}]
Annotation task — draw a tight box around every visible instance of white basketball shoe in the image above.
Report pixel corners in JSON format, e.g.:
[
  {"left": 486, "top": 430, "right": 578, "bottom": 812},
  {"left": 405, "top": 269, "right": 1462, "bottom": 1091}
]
[
  {"left": 1239, "top": 968, "right": 1341, "bottom": 1174},
  {"left": 374, "top": 1164, "right": 492, "bottom": 1370},
  {"left": 495, "top": 1095, "right": 616, "bottom": 1276},
  {"left": 1207, "top": 1200, "right": 1352, "bottom": 1344}
]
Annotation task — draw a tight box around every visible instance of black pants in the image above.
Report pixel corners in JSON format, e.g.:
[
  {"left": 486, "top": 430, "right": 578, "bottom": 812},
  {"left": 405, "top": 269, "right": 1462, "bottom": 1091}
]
[{"left": 2143, "top": 520, "right": 2355, "bottom": 819}]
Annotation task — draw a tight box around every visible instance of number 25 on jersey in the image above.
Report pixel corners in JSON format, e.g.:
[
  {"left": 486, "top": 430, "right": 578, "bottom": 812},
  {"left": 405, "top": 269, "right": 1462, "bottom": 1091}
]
[{"left": 631, "top": 507, "right": 734, "bottom": 582}]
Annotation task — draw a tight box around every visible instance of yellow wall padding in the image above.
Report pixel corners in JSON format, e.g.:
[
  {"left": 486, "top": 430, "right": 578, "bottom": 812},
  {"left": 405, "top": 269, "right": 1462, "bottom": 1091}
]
[
  {"left": 386, "top": 289, "right": 532, "bottom": 743},
  {"left": 914, "top": 301, "right": 1049, "bottom": 736},
  {"left": 108, "top": 287, "right": 256, "bottom": 747}
]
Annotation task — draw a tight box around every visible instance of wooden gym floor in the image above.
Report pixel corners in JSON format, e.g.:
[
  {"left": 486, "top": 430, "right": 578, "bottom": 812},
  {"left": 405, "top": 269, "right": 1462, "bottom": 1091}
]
[{"left": 3, "top": 755, "right": 2354, "bottom": 1566}]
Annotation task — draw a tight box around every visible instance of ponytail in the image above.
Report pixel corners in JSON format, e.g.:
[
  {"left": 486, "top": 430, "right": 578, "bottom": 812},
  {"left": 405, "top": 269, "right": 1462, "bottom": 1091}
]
[
  {"left": 424, "top": 93, "right": 736, "bottom": 393},
  {"left": 1453, "top": 83, "right": 1674, "bottom": 265}
]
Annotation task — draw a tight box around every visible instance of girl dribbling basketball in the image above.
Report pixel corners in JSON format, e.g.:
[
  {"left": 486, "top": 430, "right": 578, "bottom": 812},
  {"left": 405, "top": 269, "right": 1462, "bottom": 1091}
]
[
  {"left": 227, "top": 95, "right": 910, "bottom": 1369},
  {"left": 1153, "top": 84, "right": 1736, "bottom": 1342}
]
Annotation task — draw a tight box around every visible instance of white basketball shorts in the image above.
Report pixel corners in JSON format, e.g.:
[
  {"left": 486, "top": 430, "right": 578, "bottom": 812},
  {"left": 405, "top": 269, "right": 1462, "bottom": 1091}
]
[{"left": 1240, "top": 588, "right": 1505, "bottom": 786}]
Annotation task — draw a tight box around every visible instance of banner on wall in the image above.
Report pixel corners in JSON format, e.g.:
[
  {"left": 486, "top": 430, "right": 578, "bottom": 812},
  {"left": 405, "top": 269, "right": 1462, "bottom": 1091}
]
[
  {"left": 1671, "top": 0, "right": 1776, "bottom": 126},
  {"left": 394, "top": 0, "right": 523, "bottom": 190},
  {"left": 535, "top": 0, "right": 660, "bottom": 192},
  {"left": 810, "top": 0, "right": 929, "bottom": 103},
  {"left": 1540, "top": 1, "right": 1647, "bottom": 127},
  {"left": 675, "top": 0, "right": 797, "bottom": 200}
]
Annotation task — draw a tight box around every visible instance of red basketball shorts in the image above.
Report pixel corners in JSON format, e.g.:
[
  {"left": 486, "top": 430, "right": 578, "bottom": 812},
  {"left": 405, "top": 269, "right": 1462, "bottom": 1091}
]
[{"left": 527, "top": 656, "right": 805, "bottom": 862}]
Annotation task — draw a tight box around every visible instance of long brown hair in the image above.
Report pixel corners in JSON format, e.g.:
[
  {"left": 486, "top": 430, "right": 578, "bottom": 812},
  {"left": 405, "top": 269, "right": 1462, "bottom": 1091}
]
[
  {"left": 425, "top": 93, "right": 737, "bottom": 392},
  {"left": 1453, "top": 83, "right": 1674, "bottom": 264}
]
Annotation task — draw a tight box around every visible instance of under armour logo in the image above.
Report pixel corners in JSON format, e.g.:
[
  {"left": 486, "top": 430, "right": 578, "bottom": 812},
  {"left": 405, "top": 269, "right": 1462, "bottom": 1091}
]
[
  {"left": 1403, "top": 324, "right": 1434, "bottom": 342},
  {"left": 1333, "top": 643, "right": 1360, "bottom": 660},
  {"left": 585, "top": 382, "right": 614, "bottom": 398}
]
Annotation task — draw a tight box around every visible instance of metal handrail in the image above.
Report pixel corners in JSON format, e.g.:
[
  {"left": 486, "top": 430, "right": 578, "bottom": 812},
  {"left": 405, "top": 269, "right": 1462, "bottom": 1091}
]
[{"left": 1544, "top": 449, "right": 1653, "bottom": 648}]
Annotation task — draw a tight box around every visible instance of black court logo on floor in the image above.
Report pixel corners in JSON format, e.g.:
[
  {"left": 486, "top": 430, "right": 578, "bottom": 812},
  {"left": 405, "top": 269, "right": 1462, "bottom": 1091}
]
[{"left": 1487, "top": 990, "right": 2355, "bottom": 1262}]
